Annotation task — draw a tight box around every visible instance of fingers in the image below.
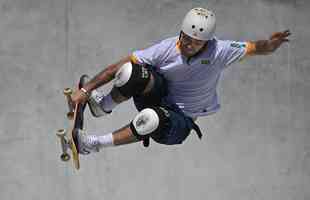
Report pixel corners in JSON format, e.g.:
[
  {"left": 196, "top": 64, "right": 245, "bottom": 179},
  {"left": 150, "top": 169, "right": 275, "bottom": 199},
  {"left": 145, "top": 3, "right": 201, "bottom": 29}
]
[
  {"left": 276, "top": 38, "right": 289, "bottom": 46},
  {"left": 282, "top": 30, "right": 291, "bottom": 38},
  {"left": 282, "top": 38, "right": 290, "bottom": 42},
  {"left": 70, "top": 91, "right": 78, "bottom": 107},
  {"left": 280, "top": 30, "right": 291, "bottom": 43},
  {"left": 71, "top": 90, "right": 82, "bottom": 104},
  {"left": 270, "top": 32, "right": 282, "bottom": 40},
  {"left": 283, "top": 29, "right": 291, "bottom": 36},
  {"left": 71, "top": 89, "right": 88, "bottom": 105},
  {"left": 270, "top": 29, "right": 291, "bottom": 40},
  {"left": 268, "top": 30, "right": 291, "bottom": 51}
]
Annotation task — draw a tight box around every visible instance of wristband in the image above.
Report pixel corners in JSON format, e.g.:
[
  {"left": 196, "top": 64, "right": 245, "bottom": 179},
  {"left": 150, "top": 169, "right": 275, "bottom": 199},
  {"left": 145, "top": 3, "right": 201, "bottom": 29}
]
[{"left": 80, "top": 87, "right": 90, "bottom": 98}]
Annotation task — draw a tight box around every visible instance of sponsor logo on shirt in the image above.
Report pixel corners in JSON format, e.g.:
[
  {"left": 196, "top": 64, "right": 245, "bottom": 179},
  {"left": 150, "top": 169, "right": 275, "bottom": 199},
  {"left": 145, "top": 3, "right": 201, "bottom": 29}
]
[
  {"left": 159, "top": 107, "right": 170, "bottom": 118},
  {"left": 201, "top": 59, "right": 210, "bottom": 65},
  {"left": 141, "top": 67, "right": 149, "bottom": 79},
  {"left": 230, "top": 43, "right": 246, "bottom": 49}
]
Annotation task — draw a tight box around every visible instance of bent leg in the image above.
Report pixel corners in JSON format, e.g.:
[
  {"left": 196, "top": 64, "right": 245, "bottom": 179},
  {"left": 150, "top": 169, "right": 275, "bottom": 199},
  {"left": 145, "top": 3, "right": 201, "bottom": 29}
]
[
  {"left": 77, "top": 125, "right": 140, "bottom": 155},
  {"left": 110, "top": 61, "right": 155, "bottom": 103},
  {"left": 77, "top": 107, "right": 167, "bottom": 154},
  {"left": 110, "top": 72, "right": 154, "bottom": 104},
  {"left": 90, "top": 61, "right": 155, "bottom": 115},
  {"left": 112, "top": 125, "right": 140, "bottom": 146}
]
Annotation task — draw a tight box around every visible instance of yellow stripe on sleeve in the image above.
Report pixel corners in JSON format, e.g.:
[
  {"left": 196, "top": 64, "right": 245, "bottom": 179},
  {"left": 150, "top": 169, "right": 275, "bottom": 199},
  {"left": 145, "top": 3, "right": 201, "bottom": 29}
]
[
  {"left": 130, "top": 54, "right": 139, "bottom": 64},
  {"left": 245, "top": 42, "right": 256, "bottom": 56},
  {"left": 176, "top": 40, "right": 181, "bottom": 53}
]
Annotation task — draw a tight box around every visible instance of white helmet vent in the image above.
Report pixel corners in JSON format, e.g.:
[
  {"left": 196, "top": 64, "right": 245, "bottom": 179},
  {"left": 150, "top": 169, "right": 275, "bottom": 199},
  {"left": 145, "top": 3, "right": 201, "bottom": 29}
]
[{"left": 181, "top": 7, "right": 216, "bottom": 41}]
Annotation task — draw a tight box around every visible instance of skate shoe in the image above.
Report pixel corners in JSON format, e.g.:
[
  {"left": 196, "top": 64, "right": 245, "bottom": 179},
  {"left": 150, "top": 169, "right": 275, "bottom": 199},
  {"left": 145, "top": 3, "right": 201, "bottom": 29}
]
[
  {"left": 74, "top": 129, "right": 101, "bottom": 155},
  {"left": 80, "top": 75, "right": 112, "bottom": 118}
]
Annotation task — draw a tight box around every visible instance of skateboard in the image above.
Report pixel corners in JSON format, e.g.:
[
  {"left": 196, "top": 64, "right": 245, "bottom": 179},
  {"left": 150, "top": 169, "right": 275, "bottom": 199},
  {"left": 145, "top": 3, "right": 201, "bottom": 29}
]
[{"left": 56, "top": 75, "right": 88, "bottom": 170}]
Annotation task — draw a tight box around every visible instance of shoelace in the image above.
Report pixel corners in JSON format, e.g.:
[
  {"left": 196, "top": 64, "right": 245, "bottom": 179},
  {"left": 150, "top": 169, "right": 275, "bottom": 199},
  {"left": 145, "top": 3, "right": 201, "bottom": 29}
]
[
  {"left": 83, "top": 135, "right": 100, "bottom": 152},
  {"left": 91, "top": 90, "right": 103, "bottom": 103},
  {"left": 85, "top": 135, "right": 98, "bottom": 146}
]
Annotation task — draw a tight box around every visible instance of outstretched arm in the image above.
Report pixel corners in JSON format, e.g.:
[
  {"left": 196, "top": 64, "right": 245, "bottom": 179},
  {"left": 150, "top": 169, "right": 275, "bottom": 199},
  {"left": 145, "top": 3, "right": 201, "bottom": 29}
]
[
  {"left": 83, "top": 56, "right": 132, "bottom": 92},
  {"left": 246, "top": 30, "right": 291, "bottom": 55},
  {"left": 71, "top": 55, "right": 132, "bottom": 104}
]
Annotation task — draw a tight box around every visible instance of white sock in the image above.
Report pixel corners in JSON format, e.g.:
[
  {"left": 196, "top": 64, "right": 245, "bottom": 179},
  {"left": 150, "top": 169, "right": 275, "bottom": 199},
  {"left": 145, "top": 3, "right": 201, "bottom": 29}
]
[
  {"left": 100, "top": 93, "right": 118, "bottom": 111},
  {"left": 98, "top": 133, "right": 114, "bottom": 148}
]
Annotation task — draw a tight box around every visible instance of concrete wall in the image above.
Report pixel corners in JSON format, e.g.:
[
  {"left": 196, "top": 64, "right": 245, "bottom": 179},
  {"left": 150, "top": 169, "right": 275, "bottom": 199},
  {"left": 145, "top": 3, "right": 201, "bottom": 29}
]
[{"left": 0, "top": 0, "right": 309, "bottom": 200}]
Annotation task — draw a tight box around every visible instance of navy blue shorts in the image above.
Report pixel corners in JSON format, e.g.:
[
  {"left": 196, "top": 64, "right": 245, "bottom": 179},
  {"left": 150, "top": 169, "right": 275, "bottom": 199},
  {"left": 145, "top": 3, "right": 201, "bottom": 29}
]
[{"left": 133, "top": 66, "right": 201, "bottom": 145}]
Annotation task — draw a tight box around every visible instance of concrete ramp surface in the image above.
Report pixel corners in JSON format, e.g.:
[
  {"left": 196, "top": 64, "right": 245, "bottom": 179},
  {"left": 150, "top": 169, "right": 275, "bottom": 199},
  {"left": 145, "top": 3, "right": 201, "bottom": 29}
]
[{"left": 0, "top": 0, "right": 309, "bottom": 200}]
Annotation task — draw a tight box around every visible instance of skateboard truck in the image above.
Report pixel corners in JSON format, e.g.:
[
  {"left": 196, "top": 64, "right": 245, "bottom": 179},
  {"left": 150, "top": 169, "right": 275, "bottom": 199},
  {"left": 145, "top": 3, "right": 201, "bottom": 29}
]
[
  {"left": 56, "top": 129, "right": 71, "bottom": 162},
  {"left": 63, "top": 88, "right": 74, "bottom": 120},
  {"left": 57, "top": 75, "right": 88, "bottom": 170}
]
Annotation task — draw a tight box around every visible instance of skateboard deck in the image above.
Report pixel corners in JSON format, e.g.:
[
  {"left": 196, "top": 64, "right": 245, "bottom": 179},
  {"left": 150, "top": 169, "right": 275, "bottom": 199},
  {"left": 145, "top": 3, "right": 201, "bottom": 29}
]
[{"left": 56, "top": 75, "right": 88, "bottom": 170}]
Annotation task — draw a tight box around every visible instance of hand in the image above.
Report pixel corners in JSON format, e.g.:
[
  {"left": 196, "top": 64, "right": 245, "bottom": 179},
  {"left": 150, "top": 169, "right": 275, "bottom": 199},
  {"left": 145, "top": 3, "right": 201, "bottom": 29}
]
[
  {"left": 268, "top": 29, "right": 291, "bottom": 52},
  {"left": 71, "top": 88, "right": 89, "bottom": 105}
]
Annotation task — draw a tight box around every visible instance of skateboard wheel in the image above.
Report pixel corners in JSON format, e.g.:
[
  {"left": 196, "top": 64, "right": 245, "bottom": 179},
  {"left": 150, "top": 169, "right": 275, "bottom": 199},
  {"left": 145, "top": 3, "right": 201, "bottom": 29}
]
[
  {"left": 63, "top": 88, "right": 73, "bottom": 95},
  {"left": 60, "top": 153, "right": 70, "bottom": 161},
  {"left": 66, "top": 112, "right": 74, "bottom": 120},
  {"left": 56, "top": 129, "right": 66, "bottom": 137}
]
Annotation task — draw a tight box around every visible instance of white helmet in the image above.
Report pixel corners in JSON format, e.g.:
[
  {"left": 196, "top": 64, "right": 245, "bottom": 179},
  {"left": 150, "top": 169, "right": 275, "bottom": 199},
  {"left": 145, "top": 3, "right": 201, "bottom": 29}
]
[{"left": 181, "top": 8, "right": 216, "bottom": 41}]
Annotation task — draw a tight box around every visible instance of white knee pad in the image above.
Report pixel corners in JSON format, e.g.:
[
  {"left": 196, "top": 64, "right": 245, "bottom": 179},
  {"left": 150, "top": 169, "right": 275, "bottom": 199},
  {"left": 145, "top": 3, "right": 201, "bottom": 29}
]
[
  {"left": 114, "top": 62, "right": 151, "bottom": 98},
  {"left": 130, "top": 107, "right": 170, "bottom": 140},
  {"left": 132, "top": 108, "right": 160, "bottom": 136},
  {"left": 114, "top": 62, "right": 132, "bottom": 87}
]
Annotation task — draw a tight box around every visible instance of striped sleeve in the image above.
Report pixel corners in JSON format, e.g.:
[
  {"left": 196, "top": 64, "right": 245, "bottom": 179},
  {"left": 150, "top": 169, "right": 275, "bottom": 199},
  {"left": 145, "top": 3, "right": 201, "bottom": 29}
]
[{"left": 220, "top": 40, "right": 248, "bottom": 68}]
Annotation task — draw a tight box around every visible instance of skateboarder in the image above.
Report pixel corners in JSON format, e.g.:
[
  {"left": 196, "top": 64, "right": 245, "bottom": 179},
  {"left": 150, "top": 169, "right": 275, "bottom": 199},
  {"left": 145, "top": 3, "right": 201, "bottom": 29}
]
[{"left": 71, "top": 7, "right": 291, "bottom": 154}]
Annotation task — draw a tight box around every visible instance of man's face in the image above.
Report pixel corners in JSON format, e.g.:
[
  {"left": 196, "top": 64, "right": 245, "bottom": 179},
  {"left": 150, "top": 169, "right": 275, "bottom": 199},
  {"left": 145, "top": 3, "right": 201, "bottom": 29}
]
[{"left": 179, "top": 32, "right": 207, "bottom": 57}]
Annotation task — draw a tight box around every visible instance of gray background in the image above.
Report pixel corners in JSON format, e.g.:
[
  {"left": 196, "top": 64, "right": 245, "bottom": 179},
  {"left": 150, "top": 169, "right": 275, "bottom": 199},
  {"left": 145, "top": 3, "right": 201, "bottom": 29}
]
[{"left": 0, "top": 0, "right": 309, "bottom": 200}]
